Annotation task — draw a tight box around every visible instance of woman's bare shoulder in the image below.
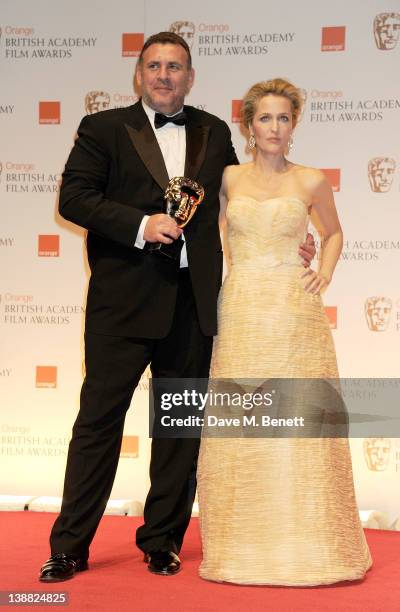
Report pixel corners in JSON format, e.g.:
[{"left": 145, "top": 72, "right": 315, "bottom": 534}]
[
  {"left": 290, "top": 164, "right": 327, "bottom": 190},
  {"left": 224, "top": 162, "right": 252, "bottom": 176},
  {"left": 223, "top": 162, "right": 252, "bottom": 189}
]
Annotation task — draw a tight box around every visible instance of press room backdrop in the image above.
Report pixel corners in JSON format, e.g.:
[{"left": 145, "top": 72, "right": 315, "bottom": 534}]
[{"left": 1, "top": 0, "right": 399, "bottom": 523}]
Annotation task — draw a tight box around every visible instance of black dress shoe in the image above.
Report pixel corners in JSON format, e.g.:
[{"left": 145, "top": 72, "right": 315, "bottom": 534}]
[
  {"left": 39, "top": 553, "right": 88, "bottom": 582},
  {"left": 144, "top": 551, "right": 181, "bottom": 576}
]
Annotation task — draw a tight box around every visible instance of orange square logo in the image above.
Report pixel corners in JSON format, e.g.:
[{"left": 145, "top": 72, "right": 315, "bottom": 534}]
[
  {"left": 120, "top": 436, "right": 139, "bottom": 458},
  {"left": 38, "top": 235, "right": 60, "bottom": 257},
  {"left": 231, "top": 100, "right": 243, "bottom": 123},
  {"left": 39, "top": 101, "right": 60, "bottom": 124},
  {"left": 321, "top": 168, "right": 341, "bottom": 192},
  {"left": 325, "top": 306, "right": 337, "bottom": 329},
  {"left": 36, "top": 366, "right": 57, "bottom": 388},
  {"left": 321, "top": 27, "right": 346, "bottom": 51},
  {"left": 122, "top": 33, "right": 144, "bottom": 57}
]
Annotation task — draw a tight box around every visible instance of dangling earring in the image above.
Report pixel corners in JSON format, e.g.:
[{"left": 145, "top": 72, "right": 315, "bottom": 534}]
[
  {"left": 248, "top": 135, "right": 256, "bottom": 149},
  {"left": 287, "top": 135, "right": 294, "bottom": 153}
]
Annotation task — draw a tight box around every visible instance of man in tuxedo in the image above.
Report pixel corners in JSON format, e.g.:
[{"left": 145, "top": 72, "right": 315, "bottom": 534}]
[
  {"left": 39, "top": 31, "right": 314, "bottom": 582},
  {"left": 39, "top": 31, "right": 238, "bottom": 581}
]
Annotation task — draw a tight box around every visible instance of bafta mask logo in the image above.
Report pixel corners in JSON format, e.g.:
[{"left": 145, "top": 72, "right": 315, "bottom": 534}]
[
  {"left": 363, "top": 438, "right": 391, "bottom": 471},
  {"left": 169, "top": 21, "right": 195, "bottom": 49},
  {"left": 368, "top": 157, "right": 396, "bottom": 192},
  {"left": 374, "top": 13, "right": 400, "bottom": 50},
  {"left": 297, "top": 88, "right": 307, "bottom": 122},
  {"left": 365, "top": 297, "right": 392, "bottom": 332},
  {"left": 85, "top": 91, "right": 111, "bottom": 115}
]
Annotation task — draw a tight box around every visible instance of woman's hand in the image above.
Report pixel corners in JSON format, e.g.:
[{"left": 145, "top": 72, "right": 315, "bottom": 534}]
[{"left": 301, "top": 268, "right": 330, "bottom": 295}]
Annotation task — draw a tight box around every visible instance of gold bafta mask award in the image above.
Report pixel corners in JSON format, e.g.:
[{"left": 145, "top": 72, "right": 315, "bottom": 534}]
[{"left": 150, "top": 176, "right": 205, "bottom": 260}]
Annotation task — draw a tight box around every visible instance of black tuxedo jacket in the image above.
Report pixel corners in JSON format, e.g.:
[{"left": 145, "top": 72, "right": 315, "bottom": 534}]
[{"left": 59, "top": 101, "right": 238, "bottom": 338}]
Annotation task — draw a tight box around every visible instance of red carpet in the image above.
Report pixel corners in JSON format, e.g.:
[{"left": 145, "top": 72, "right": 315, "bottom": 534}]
[{"left": 1, "top": 512, "right": 399, "bottom": 611}]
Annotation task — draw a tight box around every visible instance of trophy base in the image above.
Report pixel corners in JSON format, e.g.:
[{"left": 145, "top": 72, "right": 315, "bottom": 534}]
[{"left": 149, "top": 238, "right": 183, "bottom": 261}]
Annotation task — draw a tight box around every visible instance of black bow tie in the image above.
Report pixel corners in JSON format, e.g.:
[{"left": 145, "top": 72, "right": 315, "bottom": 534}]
[{"left": 154, "top": 111, "right": 187, "bottom": 129}]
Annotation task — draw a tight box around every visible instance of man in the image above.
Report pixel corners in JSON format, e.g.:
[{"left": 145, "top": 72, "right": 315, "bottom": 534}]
[{"left": 39, "top": 31, "right": 314, "bottom": 582}]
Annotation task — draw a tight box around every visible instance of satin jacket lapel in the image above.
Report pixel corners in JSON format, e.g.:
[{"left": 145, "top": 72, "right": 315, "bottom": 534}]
[
  {"left": 185, "top": 118, "right": 210, "bottom": 180},
  {"left": 124, "top": 104, "right": 169, "bottom": 191}
]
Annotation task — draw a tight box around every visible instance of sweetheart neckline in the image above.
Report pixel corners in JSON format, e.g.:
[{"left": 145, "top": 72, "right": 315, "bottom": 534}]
[{"left": 229, "top": 196, "right": 310, "bottom": 210}]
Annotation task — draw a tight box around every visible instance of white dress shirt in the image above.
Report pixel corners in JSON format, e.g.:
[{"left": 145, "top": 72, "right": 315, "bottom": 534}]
[{"left": 134, "top": 100, "right": 188, "bottom": 267}]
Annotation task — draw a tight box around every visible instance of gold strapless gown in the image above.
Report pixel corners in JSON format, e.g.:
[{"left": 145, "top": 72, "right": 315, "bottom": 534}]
[{"left": 197, "top": 197, "right": 372, "bottom": 585}]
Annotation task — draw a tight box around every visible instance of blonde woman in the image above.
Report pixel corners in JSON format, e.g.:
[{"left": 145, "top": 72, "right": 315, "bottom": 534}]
[{"left": 197, "top": 79, "right": 372, "bottom": 586}]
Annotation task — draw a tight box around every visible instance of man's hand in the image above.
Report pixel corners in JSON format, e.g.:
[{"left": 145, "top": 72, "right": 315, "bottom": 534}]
[
  {"left": 298, "top": 232, "right": 316, "bottom": 267},
  {"left": 143, "top": 214, "right": 183, "bottom": 244},
  {"left": 301, "top": 269, "right": 330, "bottom": 295}
]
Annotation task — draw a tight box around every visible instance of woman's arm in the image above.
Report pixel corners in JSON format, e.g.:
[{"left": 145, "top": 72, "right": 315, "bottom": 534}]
[{"left": 304, "top": 170, "right": 343, "bottom": 294}]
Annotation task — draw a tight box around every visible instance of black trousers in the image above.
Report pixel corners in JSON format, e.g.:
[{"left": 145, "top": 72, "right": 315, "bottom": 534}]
[{"left": 50, "top": 269, "right": 213, "bottom": 558}]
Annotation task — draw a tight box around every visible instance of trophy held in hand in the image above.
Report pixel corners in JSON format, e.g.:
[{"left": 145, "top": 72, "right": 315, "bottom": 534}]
[{"left": 150, "top": 176, "right": 205, "bottom": 261}]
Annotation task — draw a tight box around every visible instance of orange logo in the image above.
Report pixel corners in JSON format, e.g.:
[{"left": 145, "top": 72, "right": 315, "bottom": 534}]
[
  {"left": 38, "top": 235, "right": 60, "bottom": 257},
  {"left": 36, "top": 366, "right": 57, "bottom": 388},
  {"left": 365, "top": 297, "right": 392, "bottom": 331},
  {"left": 120, "top": 436, "right": 139, "bottom": 458},
  {"left": 368, "top": 157, "right": 396, "bottom": 192},
  {"left": 85, "top": 91, "right": 111, "bottom": 115},
  {"left": 122, "top": 33, "right": 144, "bottom": 57},
  {"left": 231, "top": 100, "right": 243, "bottom": 123},
  {"left": 325, "top": 306, "right": 337, "bottom": 329},
  {"left": 374, "top": 13, "right": 400, "bottom": 50},
  {"left": 169, "top": 21, "right": 196, "bottom": 49},
  {"left": 363, "top": 438, "right": 391, "bottom": 471},
  {"left": 39, "top": 101, "right": 60, "bottom": 125},
  {"left": 321, "top": 168, "right": 341, "bottom": 192},
  {"left": 321, "top": 26, "right": 346, "bottom": 51}
]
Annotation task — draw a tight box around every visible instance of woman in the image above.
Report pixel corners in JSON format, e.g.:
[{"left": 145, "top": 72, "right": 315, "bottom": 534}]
[{"left": 197, "top": 78, "right": 372, "bottom": 586}]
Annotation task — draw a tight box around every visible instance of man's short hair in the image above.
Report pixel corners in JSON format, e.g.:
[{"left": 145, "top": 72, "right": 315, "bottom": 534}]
[{"left": 138, "top": 31, "right": 192, "bottom": 69}]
